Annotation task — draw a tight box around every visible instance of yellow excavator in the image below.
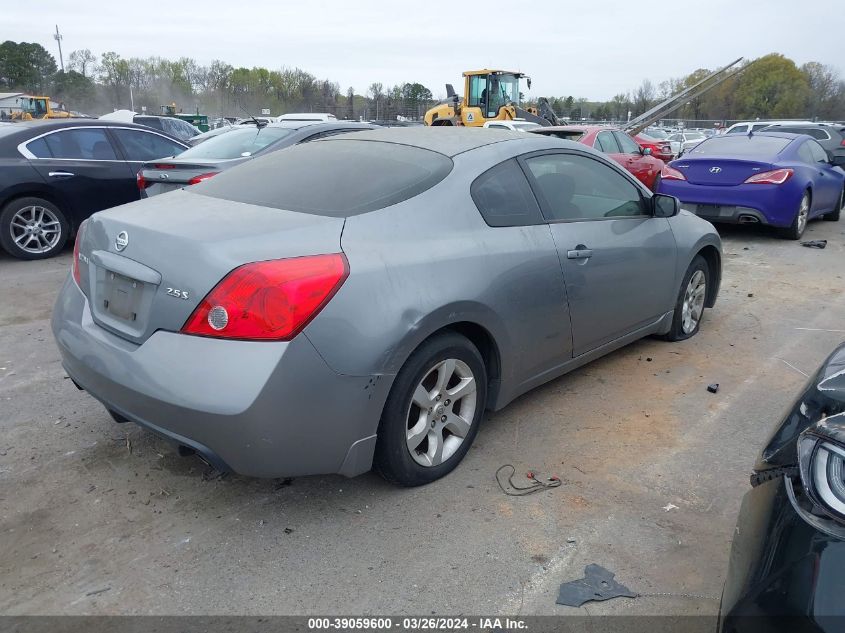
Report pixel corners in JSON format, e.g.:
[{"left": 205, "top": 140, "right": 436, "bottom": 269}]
[
  {"left": 10, "top": 96, "right": 74, "bottom": 121},
  {"left": 424, "top": 69, "right": 558, "bottom": 127}
]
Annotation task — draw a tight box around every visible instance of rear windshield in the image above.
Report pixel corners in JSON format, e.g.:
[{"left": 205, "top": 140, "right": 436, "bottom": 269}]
[
  {"left": 178, "top": 126, "right": 292, "bottom": 160},
  {"left": 192, "top": 139, "right": 453, "bottom": 216},
  {"left": 688, "top": 135, "right": 792, "bottom": 157}
]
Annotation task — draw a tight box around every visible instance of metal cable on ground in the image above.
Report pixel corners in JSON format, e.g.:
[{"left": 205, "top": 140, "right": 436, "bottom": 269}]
[{"left": 495, "top": 464, "right": 562, "bottom": 496}]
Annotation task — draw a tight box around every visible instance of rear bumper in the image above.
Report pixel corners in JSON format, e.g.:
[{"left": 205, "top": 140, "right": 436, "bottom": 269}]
[
  {"left": 659, "top": 181, "right": 802, "bottom": 228},
  {"left": 51, "top": 275, "right": 391, "bottom": 478},
  {"left": 719, "top": 477, "right": 845, "bottom": 631}
]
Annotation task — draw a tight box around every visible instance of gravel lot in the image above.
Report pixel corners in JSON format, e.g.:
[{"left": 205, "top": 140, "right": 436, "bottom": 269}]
[{"left": 1, "top": 219, "right": 844, "bottom": 617}]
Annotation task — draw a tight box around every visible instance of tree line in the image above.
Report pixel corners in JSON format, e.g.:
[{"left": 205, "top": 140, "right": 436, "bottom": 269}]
[
  {"left": 1, "top": 43, "right": 843, "bottom": 123},
  {"left": 542, "top": 54, "right": 845, "bottom": 123},
  {"left": 0, "top": 41, "right": 434, "bottom": 120}
]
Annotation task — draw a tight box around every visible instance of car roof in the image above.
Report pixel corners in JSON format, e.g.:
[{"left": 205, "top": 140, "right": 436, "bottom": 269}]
[
  {"left": 263, "top": 121, "right": 376, "bottom": 132},
  {"left": 319, "top": 127, "right": 528, "bottom": 157},
  {"left": 0, "top": 118, "right": 187, "bottom": 149}
]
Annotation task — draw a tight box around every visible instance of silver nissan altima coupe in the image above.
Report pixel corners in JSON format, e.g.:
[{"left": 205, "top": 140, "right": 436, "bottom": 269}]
[{"left": 52, "top": 127, "right": 721, "bottom": 486}]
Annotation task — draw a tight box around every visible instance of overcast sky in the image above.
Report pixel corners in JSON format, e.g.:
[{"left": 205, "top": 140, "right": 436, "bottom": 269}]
[{"left": 5, "top": 0, "right": 845, "bottom": 101}]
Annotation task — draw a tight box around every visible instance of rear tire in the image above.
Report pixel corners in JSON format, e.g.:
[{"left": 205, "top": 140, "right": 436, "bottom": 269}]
[
  {"left": 661, "top": 255, "right": 709, "bottom": 342},
  {"left": 374, "top": 332, "right": 487, "bottom": 487},
  {"left": 0, "top": 197, "right": 69, "bottom": 260},
  {"left": 778, "top": 191, "right": 810, "bottom": 240},
  {"left": 823, "top": 188, "right": 842, "bottom": 221}
]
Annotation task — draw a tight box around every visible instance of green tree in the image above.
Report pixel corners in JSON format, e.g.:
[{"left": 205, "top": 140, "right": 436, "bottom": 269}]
[
  {"left": 51, "top": 70, "right": 96, "bottom": 110},
  {"left": 0, "top": 41, "right": 57, "bottom": 91},
  {"left": 733, "top": 53, "right": 809, "bottom": 119}
]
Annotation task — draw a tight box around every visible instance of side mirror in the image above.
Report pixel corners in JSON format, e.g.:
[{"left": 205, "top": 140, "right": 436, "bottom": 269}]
[
  {"left": 652, "top": 194, "right": 680, "bottom": 218},
  {"left": 642, "top": 147, "right": 653, "bottom": 156}
]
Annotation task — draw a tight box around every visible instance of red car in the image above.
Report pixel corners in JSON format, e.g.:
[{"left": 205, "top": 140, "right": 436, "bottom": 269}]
[
  {"left": 634, "top": 132, "right": 674, "bottom": 163},
  {"left": 530, "top": 126, "right": 666, "bottom": 190}
]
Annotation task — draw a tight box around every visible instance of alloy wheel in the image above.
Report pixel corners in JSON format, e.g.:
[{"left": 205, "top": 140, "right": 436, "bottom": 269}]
[
  {"left": 405, "top": 358, "right": 478, "bottom": 467},
  {"left": 9, "top": 205, "right": 62, "bottom": 254},
  {"left": 681, "top": 270, "right": 706, "bottom": 334},
  {"left": 797, "top": 195, "right": 809, "bottom": 235}
]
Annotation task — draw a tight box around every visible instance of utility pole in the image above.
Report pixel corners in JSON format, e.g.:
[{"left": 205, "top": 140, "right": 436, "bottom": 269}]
[{"left": 53, "top": 25, "right": 64, "bottom": 72}]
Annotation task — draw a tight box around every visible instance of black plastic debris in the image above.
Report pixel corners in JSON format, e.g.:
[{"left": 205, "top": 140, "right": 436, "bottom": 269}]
[
  {"left": 707, "top": 384, "right": 719, "bottom": 394},
  {"left": 800, "top": 239, "right": 827, "bottom": 249},
  {"left": 556, "top": 564, "right": 637, "bottom": 607}
]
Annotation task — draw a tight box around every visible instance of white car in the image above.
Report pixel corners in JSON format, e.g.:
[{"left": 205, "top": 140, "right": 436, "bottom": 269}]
[
  {"left": 667, "top": 131, "right": 708, "bottom": 155},
  {"left": 724, "top": 120, "right": 815, "bottom": 135},
  {"left": 482, "top": 119, "right": 542, "bottom": 132},
  {"left": 277, "top": 112, "right": 337, "bottom": 122}
]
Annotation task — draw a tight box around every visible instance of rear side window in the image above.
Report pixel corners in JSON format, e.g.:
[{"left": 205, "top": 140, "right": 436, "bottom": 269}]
[
  {"left": 726, "top": 125, "right": 748, "bottom": 135},
  {"left": 471, "top": 159, "right": 543, "bottom": 227},
  {"left": 193, "top": 139, "right": 453, "bottom": 216},
  {"left": 29, "top": 128, "right": 117, "bottom": 160},
  {"left": 111, "top": 128, "right": 186, "bottom": 161}
]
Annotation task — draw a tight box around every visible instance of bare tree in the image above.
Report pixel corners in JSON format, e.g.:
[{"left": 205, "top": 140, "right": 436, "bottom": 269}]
[{"left": 68, "top": 49, "right": 96, "bottom": 78}]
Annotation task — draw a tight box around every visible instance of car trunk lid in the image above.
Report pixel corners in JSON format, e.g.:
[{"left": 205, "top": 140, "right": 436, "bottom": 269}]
[
  {"left": 673, "top": 158, "right": 775, "bottom": 186},
  {"left": 77, "top": 189, "right": 345, "bottom": 345}
]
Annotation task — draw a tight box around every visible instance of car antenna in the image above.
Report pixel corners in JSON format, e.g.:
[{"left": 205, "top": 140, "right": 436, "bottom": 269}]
[{"left": 237, "top": 101, "right": 266, "bottom": 129}]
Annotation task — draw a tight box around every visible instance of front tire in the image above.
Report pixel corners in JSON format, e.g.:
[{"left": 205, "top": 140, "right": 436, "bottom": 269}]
[
  {"left": 779, "top": 191, "right": 810, "bottom": 240},
  {"left": 823, "top": 188, "right": 843, "bottom": 221},
  {"left": 662, "top": 255, "right": 709, "bottom": 342},
  {"left": 374, "top": 332, "right": 487, "bottom": 486},
  {"left": 0, "top": 197, "right": 69, "bottom": 260}
]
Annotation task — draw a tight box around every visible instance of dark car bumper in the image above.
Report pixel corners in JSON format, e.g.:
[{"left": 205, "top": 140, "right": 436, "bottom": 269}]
[
  {"left": 719, "top": 477, "right": 845, "bottom": 632},
  {"left": 659, "top": 181, "right": 803, "bottom": 228}
]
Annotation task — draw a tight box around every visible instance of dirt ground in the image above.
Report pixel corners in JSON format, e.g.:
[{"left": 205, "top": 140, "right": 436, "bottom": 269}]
[{"left": 1, "top": 218, "right": 844, "bottom": 616}]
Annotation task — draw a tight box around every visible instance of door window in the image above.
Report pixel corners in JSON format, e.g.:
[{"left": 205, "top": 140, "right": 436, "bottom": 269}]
[
  {"left": 471, "top": 159, "right": 543, "bottom": 227},
  {"left": 525, "top": 153, "right": 646, "bottom": 221},
  {"left": 614, "top": 131, "right": 641, "bottom": 154},
  {"left": 111, "top": 128, "right": 186, "bottom": 161},
  {"left": 467, "top": 75, "right": 486, "bottom": 108},
  {"left": 27, "top": 128, "right": 117, "bottom": 160},
  {"left": 726, "top": 125, "right": 747, "bottom": 135},
  {"left": 594, "top": 131, "right": 620, "bottom": 153}
]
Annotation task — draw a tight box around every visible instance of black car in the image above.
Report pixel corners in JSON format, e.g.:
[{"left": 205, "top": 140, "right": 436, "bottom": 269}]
[
  {"left": 760, "top": 123, "right": 845, "bottom": 162},
  {"left": 0, "top": 119, "right": 188, "bottom": 259},
  {"left": 720, "top": 342, "right": 845, "bottom": 632},
  {"left": 137, "top": 120, "right": 376, "bottom": 197}
]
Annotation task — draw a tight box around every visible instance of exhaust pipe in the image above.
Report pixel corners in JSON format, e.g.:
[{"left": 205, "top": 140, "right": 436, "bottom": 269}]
[{"left": 738, "top": 215, "right": 759, "bottom": 224}]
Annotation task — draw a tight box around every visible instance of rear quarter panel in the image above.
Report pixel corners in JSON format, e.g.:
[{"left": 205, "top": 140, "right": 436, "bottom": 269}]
[{"left": 304, "top": 138, "right": 575, "bottom": 408}]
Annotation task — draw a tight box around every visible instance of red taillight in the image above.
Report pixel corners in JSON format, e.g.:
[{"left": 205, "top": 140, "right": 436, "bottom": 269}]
[
  {"left": 840, "top": 138, "right": 845, "bottom": 147},
  {"left": 72, "top": 221, "right": 87, "bottom": 286},
  {"left": 661, "top": 165, "right": 686, "bottom": 181},
  {"left": 136, "top": 171, "right": 148, "bottom": 190},
  {"left": 181, "top": 254, "right": 349, "bottom": 341},
  {"left": 744, "top": 168, "right": 793, "bottom": 185},
  {"left": 153, "top": 163, "right": 176, "bottom": 169},
  {"left": 188, "top": 172, "right": 219, "bottom": 185}
]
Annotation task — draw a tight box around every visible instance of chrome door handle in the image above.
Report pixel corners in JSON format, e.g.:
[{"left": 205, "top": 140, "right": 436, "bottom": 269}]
[
  {"left": 48, "top": 171, "right": 75, "bottom": 178},
  {"left": 567, "top": 248, "right": 593, "bottom": 259}
]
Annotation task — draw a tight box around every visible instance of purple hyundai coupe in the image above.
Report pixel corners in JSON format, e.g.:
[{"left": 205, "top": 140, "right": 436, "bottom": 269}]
[{"left": 657, "top": 132, "right": 845, "bottom": 239}]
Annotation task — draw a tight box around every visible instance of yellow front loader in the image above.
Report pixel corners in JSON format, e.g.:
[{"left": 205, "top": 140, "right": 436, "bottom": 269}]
[
  {"left": 424, "top": 69, "right": 558, "bottom": 127},
  {"left": 10, "top": 96, "right": 74, "bottom": 121}
]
